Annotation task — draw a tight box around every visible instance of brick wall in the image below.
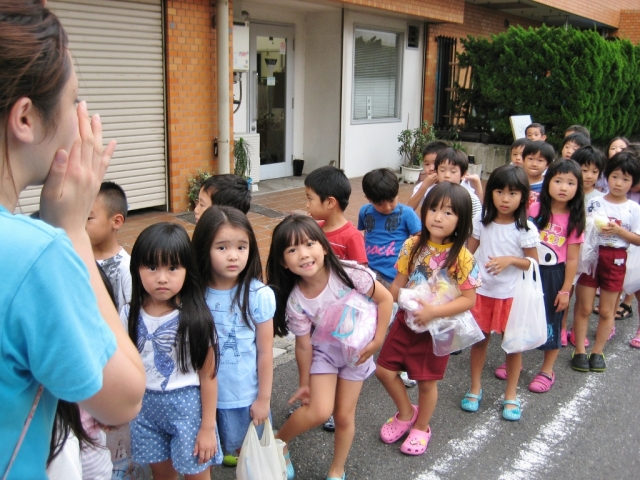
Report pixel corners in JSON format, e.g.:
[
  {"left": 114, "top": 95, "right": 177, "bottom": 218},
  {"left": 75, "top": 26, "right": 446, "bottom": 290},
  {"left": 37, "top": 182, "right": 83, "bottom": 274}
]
[
  {"left": 617, "top": 10, "right": 640, "bottom": 44},
  {"left": 533, "top": 0, "right": 640, "bottom": 29},
  {"left": 165, "top": 0, "right": 234, "bottom": 212},
  {"left": 423, "top": 3, "right": 541, "bottom": 124},
  {"left": 341, "top": 0, "right": 464, "bottom": 23}
]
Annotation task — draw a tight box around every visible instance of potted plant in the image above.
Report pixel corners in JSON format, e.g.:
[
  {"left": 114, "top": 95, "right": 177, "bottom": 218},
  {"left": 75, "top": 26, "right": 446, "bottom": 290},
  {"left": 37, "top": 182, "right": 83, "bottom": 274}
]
[
  {"left": 398, "top": 121, "right": 436, "bottom": 183},
  {"left": 233, "top": 137, "right": 252, "bottom": 182}
]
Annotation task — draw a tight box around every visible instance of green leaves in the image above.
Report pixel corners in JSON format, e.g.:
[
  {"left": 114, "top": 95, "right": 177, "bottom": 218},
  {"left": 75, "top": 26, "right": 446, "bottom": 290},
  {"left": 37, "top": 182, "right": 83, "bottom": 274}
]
[{"left": 457, "top": 26, "right": 640, "bottom": 147}]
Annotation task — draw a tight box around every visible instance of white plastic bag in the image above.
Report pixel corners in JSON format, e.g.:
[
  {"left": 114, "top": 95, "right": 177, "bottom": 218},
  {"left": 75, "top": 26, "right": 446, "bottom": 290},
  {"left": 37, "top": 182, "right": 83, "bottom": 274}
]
[
  {"left": 578, "top": 216, "right": 600, "bottom": 276},
  {"left": 501, "top": 258, "right": 547, "bottom": 353},
  {"left": 623, "top": 245, "right": 640, "bottom": 295},
  {"left": 236, "top": 418, "right": 287, "bottom": 480},
  {"left": 427, "top": 311, "right": 485, "bottom": 356}
]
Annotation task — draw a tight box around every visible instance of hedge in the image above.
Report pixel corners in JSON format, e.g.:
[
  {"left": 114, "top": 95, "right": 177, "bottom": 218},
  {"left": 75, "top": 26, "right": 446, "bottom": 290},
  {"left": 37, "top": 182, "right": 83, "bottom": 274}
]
[{"left": 456, "top": 25, "right": 640, "bottom": 147}]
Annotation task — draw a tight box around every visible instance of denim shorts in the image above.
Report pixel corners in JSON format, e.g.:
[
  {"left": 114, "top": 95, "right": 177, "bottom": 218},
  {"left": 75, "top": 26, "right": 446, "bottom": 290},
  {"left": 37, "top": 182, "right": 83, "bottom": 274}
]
[
  {"left": 217, "top": 407, "right": 272, "bottom": 454},
  {"left": 130, "top": 386, "right": 223, "bottom": 474}
]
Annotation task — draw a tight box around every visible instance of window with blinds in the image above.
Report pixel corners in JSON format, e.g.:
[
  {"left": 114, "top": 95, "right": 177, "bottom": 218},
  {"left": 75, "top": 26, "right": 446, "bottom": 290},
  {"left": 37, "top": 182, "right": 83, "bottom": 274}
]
[{"left": 352, "top": 28, "right": 402, "bottom": 123}]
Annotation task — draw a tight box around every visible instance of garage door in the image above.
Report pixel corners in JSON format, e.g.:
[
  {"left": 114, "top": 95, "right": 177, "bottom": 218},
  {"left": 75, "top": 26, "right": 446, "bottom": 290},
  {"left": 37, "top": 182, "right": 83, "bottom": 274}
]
[{"left": 19, "top": 0, "right": 167, "bottom": 213}]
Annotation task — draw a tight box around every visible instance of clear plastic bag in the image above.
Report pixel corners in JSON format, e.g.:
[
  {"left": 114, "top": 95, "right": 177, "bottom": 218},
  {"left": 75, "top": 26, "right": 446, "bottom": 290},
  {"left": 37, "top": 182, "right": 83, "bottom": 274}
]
[
  {"left": 578, "top": 216, "right": 601, "bottom": 276},
  {"left": 311, "top": 289, "right": 377, "bottom": 367},
  {"left": 623, "top": 245, "right": 640, "bottom": 295},
  {"left": 397, "top": 269, "right": 461, "bottom": 333},
  {"left": 427, "top": 311, "right": 485, "bottom": 356}
]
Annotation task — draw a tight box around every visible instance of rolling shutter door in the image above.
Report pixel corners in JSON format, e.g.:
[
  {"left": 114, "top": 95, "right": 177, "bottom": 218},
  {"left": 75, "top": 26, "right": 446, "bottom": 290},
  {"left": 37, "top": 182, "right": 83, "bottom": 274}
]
[{"left": 18, "top": 0, "right": 167, "bottom": 213}]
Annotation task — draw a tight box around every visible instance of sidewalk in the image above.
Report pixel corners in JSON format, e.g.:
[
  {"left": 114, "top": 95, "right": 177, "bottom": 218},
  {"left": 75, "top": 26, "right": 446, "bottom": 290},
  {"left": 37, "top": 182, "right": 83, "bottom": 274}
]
[{"left": 120, "top": 176, "right": 417, "bottom": 270}]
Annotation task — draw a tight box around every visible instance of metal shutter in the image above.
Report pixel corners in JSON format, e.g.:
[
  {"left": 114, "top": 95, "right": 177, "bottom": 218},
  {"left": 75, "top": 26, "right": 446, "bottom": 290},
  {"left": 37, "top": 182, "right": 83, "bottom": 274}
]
[{"left": 19, "top": 0, "right": 167, "bottom": 213}]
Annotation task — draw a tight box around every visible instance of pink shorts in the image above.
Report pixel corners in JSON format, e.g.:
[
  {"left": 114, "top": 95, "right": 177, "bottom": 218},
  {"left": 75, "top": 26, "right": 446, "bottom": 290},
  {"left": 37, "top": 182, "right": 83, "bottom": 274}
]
[{"left": 471, "top": 294, "right": 513, "bottom": 334}]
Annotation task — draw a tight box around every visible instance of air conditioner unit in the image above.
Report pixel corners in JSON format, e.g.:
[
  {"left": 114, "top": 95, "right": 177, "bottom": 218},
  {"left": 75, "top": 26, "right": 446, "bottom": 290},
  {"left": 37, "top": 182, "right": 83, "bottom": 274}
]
[{"left": 234, "top": 133, "right": 260, "bottom": 189}]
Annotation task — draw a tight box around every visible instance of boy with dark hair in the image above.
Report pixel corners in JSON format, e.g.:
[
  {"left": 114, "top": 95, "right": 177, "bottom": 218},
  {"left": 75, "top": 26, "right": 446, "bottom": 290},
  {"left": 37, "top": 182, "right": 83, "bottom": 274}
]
[
  {"left": 86, "top": 181, "right": 131, "bottom": 311},
  {"left": 523, "top": 141, "right": 555, "bottom": 207},
  {"left": 359, "top": 168, "right": 421, "bottom": 288},
  {"left": 194, "top": 174, "right": 251, "bottom": 221},
  {"left": 572, "top": 146, "right": 605, "bottom": 205},
  {"left": 561, "top": 133, "right": 590, "bottom": 159},
  {"left": 417, "top": 140, "right": 450, "bottom": 184},
  {"left": 510, "top": 138, "right": 530, "bottom": 166},
  {"left": 304, "top": 165, "right": 367, "bottom": 264},
  {"left": 525, "top": 123, "right": 546, "bottom": 141},
  {"left": 565, "top": 124, "right": 591, "bottom": 140}
]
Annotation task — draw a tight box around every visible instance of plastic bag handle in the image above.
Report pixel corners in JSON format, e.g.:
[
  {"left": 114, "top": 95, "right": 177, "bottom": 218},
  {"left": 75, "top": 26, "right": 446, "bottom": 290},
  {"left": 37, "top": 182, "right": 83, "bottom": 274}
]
[
  {"left": 332, "top": 306, "right": 357, "bottom": 339},
  {"left": 523, "top": 257, "right": 543, "bottom": 295}
]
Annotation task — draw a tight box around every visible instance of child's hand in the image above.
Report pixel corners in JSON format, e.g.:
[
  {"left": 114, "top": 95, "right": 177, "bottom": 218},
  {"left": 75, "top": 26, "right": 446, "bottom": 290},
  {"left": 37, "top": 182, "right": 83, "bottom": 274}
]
[
  {"left": 422, "top": 171, "right": 437, "bottom": 189},
  {"left": 554, "top": 292, "right": 569, "bottom": 312},
  {"left": 287, "top": 386, "right": 310, "bottom": 406},
  {"left": 356, "top": 339, "right": 382, "bottom": 366},
  {"left": 250, "top": 398, "right": 271, "bottom": 425},
  {"left": 485, "top": 256, "right": 512, "bottom": 275},
  {"left": 193, "top": 425, "right": 218, "bottom": 464},
  {"left": 600, "top": 221, "right": 623, "bottom": 236},
  {"left": 465, "top": 173, "right": 480, "bottom": 185},
  {"left": 413, "top": 298, "right": 436, "bottom": 325}
]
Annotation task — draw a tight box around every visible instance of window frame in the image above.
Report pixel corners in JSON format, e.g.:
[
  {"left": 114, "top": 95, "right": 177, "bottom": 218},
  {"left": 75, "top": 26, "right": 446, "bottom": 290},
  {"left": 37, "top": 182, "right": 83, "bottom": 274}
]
[{"left": 351, "top": 25, "right": 404, "bottom": 125}]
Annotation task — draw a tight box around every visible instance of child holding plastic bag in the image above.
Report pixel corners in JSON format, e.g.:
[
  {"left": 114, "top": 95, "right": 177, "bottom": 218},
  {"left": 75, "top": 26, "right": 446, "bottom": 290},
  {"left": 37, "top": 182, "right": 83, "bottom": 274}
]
[
  {"left": 267, "top": 215, "right": 393, "bottom": 480},
  {"left": 461, "top": 165, "right": 539, "bottom": 421},
  {"left": 376, "top": 183, "right": 480, "bottom": 456}
]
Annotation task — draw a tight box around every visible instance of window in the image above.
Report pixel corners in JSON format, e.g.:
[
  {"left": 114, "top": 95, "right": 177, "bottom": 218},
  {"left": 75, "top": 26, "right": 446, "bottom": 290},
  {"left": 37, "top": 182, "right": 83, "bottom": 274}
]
[{"left": 352, "top": 28, "right": 402, "bottom": 122}]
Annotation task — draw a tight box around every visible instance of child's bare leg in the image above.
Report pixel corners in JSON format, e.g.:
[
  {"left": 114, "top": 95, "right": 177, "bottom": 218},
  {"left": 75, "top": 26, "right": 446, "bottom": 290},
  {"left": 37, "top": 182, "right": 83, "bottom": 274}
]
[
  {"left": 540, "top": 349, "right": 559, "bottom": 375},
  {"left": 184, "top": 468, "right": 211, "bottom": 480},
  {"left": 328, "top": 378, "right": 364, "bottom": 478},
  {"left": 414, "top": 380, "right": 438, "bottom": 431},
  {"left": 469, "top": 334, "right": 490, "bottom": 396},
  {"left": 573, "top": 285, "right": 597, "bottom": 354},
  {"left": 150, "top": 460, "right": 178, "bottom": 480},
  {"left": 276, "top": 374, "right": 336, "bottom": 444},
  {"left": 504, "top": 352, "right": 522, "bottom": 408},
  {"left": 375, "top": 365, "right": 413, "bottom": 421},
  {"left": 592, "top": 290, "right": 618, "bottom": 353}
]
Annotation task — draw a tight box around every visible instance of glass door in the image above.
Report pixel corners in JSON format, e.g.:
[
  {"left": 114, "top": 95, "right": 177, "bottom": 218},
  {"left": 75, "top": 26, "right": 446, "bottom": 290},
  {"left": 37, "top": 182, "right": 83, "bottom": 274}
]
[{"left": 249, "top": 24, "right": 294, "bottom": 179}]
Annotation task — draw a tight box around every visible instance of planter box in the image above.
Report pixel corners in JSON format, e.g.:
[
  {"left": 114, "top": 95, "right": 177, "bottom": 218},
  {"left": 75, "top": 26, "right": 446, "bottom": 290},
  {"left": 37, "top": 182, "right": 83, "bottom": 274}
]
[{"left": 459, "top": 141, "right": 510, "bottom": 179}]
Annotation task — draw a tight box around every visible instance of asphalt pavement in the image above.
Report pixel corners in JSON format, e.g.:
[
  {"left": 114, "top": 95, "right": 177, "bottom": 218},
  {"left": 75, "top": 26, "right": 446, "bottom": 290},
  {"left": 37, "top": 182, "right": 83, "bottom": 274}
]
[{"left": 213, "top": 300, "right": 640, "bottom": 480}]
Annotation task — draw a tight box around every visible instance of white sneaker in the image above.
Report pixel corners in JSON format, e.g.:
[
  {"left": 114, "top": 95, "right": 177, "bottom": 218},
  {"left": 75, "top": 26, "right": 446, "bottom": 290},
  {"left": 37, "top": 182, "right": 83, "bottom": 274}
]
[{"left": 399, "top": 371, "right": 416, "bottom": 387}]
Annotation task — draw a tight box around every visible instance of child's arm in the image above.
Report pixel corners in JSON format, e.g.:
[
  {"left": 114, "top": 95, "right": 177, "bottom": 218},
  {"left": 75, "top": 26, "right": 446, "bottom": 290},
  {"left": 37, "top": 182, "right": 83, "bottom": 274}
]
[
  {"left": 601, "top": 222, "right": 640, "bottom": 246},
  {"left": 288, "top": 333, "right": 313, "bottom": 406},
  {"left": 356, "top": 280, "right": 393, "bottom": 365},
  {"left": 195, "top": 346, "right": 218, "bottom": 464},
  {"left": 407, "top": 175, "right": 436, "bottom": 212},
  {"left": 465, "top": 174, "right": 484, "bottom": 203},
  {"left": 555, "top": 243, "right": 580, "bottom": 312},
  {"left": 467, "top": 236, "right": 480, "bottom": 254},
  {"left": 413, "top": 288, "right": 476, "bottom": 326},
  {"left": 251, "top": 320, "right": 274, "bottom": 425},
  {"left": 389, "top": 272, "right": 410, "bottom": 302},
  {"left": 485, "top": 247, "right": 538, "bottom": 275}
]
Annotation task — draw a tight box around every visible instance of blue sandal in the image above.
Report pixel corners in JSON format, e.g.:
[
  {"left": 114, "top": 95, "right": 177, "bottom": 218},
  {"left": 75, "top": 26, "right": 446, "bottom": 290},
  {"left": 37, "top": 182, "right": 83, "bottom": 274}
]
[
  {"left": 327, "top": 474, "right": 346, "bottom": 480},
  {"left": 283, "top": 450, "right": 295, "bottom": 479},
  {"left": 461, "top": 390, "right": 483, "bottom": 412},
  {"left": 502, "top": 399, "right": 521, "bottom": 421}
]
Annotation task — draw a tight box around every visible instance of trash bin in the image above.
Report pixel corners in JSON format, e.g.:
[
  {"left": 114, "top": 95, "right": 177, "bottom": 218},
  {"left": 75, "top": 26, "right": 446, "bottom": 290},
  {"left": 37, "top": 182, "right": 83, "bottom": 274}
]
[{"left": 293, "top": 159, "right": 304, "bottom": 176}]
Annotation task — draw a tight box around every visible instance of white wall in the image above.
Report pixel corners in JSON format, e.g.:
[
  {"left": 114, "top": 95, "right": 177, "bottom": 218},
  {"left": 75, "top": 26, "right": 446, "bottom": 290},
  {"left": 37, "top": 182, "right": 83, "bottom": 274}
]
[
  {"left": 340, "top": 10, "right": 425, "bottom": 178},
  {"left": 302, "top": 10, "right": 342, "bottom": 174}
]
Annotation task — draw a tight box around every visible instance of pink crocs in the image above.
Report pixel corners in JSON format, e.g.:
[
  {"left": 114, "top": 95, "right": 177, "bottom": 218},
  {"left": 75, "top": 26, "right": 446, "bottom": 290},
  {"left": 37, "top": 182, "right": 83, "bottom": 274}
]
[
  {"left": 400, "top": 427, "right": 431, "bottom": 456},
  {"left": 380, "top": 404, "right": 418, "bottom": 444}
]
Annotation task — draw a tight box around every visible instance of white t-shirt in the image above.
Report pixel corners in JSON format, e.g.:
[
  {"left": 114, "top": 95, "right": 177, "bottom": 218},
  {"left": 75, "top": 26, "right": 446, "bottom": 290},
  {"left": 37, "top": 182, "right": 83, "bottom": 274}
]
[
  {"left": 97, "top": 247, "right": 132, "bottom": 311},
  {"left": 586, "top": 196, "right": 640, "bottom": 248},
  {"left": 472, "top": 218, "right": 540, "bottom": 299},
  {"left": 120, "top": 306, "right": 200, "bottom": 391},
  {"left": 584, "top": 189, "right": 604, "bottom": 212},
  {"left": 412, "top": 182, "right": 482, "bottom": 219}
]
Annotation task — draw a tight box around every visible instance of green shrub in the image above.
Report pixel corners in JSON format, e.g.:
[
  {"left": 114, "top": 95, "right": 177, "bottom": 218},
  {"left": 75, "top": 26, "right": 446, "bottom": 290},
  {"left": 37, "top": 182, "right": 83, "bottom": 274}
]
[
  {"left": 187, "top": 169, "right": 214, "bottom": 210},
  {"left": 456, "top": 26, "right": 640, "bottom": 148}
]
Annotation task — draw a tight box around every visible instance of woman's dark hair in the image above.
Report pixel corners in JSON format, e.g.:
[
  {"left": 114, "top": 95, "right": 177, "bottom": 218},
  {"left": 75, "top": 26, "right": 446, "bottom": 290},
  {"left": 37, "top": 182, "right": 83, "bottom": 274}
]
[
  {"left": 534, "top": 159, "right": 585, "bottom": 238},
  {"left": 47, "top": 401, "right": 98, "bottom": 467},
  {"left": 482, "top": 164, "right": 530, "bottom": 230},
  {"left": 410, "top": 182, "right": 473, "bottom": 271},
  {"left": 266, "top": 215, "right": 371, "bottom": 337},
  {"left": 192, "top": 206, "right": 262, "bottom": 328},
  {"left": 128, "top": 222, "right": 218, "bottom": 376}
]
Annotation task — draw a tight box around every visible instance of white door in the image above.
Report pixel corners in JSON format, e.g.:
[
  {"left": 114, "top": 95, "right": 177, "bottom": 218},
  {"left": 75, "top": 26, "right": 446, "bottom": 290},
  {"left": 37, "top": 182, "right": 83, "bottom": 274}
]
[{"left": 249, "top": 24, "right": 294, "bottom": 180}]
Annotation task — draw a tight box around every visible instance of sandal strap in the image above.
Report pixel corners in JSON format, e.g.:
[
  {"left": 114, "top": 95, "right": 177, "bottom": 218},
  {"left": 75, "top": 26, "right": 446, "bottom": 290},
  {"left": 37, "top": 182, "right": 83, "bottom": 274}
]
[
  {"left": 534, "top": 371, "right": 554, "bottom": 382},
  {"left": 464, "top": 391, "right": 482, "bottom": 400},
  {"left": 620, "top": 302, "right": 632, "bottom": 311},
  {"left": 502, "top": 399, "right": 520, "bottom": 407}
]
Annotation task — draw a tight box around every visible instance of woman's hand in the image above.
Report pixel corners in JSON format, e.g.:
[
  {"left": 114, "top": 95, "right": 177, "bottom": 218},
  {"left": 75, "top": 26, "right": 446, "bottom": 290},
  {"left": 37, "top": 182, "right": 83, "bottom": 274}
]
[
  {"left": 287, "top": 386, "right": 310, "bottom": 406},
  {"left": 40, "top": 101, "right": 116, "bottom": 237},
  {"left": 193, "top": 425, "right": 218, "bottom": 464},
  {"left": 250, "top": 397, "right": 270, "bottom": 425}
]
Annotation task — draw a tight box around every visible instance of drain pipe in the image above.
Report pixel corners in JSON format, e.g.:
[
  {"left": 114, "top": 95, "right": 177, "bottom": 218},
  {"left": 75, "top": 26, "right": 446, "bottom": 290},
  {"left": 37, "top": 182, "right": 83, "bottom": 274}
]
[{"left": 217, "top": 0, "right": 230, "bottom": 173}]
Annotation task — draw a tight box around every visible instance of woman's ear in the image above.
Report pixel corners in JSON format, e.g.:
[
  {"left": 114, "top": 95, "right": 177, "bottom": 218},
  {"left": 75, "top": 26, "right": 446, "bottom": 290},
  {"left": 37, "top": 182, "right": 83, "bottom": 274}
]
[{"left": 7, "top": 97, "right": 38, "bottom": 144}]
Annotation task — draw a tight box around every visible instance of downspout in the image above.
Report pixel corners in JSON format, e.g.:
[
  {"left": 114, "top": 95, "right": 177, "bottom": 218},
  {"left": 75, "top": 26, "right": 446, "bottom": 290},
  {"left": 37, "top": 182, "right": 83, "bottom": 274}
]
[
  {"left": 420, "top": 22, "right": 428, "bottom": 123},
  {"left": 217, "top": 0, "right": 231, "bottom": 173}
]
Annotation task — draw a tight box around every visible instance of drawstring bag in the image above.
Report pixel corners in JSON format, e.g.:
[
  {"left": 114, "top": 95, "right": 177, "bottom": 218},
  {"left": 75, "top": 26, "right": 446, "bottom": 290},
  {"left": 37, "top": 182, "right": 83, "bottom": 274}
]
[
  {"left": 236, "top": 418, "right": 287, "bottom": 480},
  {"left": 501, "top": 258, "right": 547, "bottom": 353}
]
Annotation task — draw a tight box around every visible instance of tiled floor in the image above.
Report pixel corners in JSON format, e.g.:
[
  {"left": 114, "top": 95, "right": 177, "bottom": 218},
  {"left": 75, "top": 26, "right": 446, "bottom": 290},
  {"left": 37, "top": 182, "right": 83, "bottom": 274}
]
[{"left": 119, "top": 176, "right": 417, "bottom": 269}]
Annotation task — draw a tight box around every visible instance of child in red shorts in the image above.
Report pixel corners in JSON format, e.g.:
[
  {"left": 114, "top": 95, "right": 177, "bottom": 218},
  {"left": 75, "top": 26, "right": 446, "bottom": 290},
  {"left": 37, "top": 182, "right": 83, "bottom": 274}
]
[
  {"left": 571, "top": 152, "right": 640, "bottom": 372},
  {"left": 375, "top": 183, "right": 480, "bottom": 456}
]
